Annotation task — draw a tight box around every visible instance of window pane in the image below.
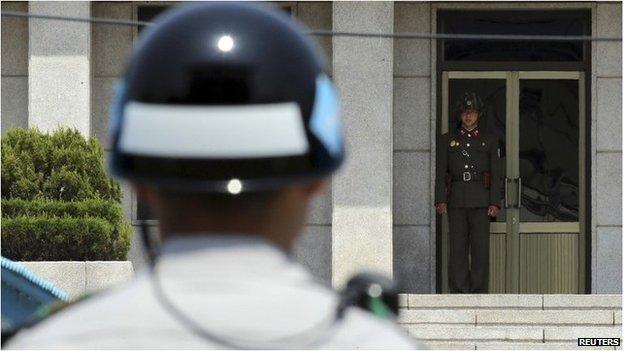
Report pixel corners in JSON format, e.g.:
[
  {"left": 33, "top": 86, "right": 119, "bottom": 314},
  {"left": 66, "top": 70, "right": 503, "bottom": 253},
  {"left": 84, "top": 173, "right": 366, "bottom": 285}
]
[
  {"left": 441, "top": 11, "right": 589, "bottom": 62},
  {"left": 519, "top": 79, "right": 579, "bottom": 222}
]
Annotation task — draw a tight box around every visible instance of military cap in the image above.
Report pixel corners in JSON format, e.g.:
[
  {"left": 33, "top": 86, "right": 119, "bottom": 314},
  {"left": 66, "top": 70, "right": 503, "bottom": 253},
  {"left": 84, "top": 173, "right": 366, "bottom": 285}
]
[{"left": 456, "top": 92, "right": 483, "bottom": 114}]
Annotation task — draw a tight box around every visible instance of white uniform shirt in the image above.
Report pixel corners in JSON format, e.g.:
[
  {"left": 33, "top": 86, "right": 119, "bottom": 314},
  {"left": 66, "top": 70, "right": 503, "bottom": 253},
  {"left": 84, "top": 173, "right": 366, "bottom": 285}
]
[{"left": 6, "top": 235, "right": 422, "bottom": 349}]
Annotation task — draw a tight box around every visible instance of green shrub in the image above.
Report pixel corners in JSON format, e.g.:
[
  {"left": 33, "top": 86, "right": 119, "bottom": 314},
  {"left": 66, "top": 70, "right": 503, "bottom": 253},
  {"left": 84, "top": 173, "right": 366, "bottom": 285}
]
[
  {"left": 1, "top": 128, "right": 122, "bottom": 201},
  {"left": 1, "top": 217, "right": 132, "bottom": 261},
  {"left": 1, "top": 199, "right": 125, "bottom": 226},
  {"left": 1, "top": 128, "right": 131, "bottom": 261}
]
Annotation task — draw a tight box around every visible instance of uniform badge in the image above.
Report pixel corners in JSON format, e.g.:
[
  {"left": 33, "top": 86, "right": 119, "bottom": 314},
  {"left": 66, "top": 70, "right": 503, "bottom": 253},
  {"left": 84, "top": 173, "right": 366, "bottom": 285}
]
[{"left": 450, "top": 140, "right": 457, "bottom": 147}]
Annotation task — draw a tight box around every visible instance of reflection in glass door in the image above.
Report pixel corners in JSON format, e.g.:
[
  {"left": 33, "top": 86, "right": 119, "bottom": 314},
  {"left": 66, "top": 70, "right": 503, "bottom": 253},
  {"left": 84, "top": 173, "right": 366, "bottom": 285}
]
[
  {"left": 517, "top": 73, "right": 584, "bottom": 293},
  {"left": 440, "top": 71, "right": 585, "bottom": 293}
]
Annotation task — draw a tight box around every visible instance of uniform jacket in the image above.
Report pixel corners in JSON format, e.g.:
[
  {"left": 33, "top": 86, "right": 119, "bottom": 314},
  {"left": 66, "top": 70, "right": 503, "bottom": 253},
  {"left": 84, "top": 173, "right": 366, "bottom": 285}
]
[
  {"left": 6, "top": 235, "right": 422, "bottom": 349},
  {"left": 435, "top": 126, "right": 502, "bottom": 209}
]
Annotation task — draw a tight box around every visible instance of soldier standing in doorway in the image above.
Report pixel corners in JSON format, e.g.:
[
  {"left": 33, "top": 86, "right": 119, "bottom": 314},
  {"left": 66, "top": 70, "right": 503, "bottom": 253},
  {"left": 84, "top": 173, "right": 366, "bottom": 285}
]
[{"left": 435, "top": 92, "right": 502, "bottom": 294}]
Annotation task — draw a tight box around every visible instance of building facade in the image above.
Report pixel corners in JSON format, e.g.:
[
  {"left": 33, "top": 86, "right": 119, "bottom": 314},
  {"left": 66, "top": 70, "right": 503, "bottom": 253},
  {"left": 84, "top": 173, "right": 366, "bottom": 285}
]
[{"left": 2, "top": 1, "right": 621, "bottom": 294}]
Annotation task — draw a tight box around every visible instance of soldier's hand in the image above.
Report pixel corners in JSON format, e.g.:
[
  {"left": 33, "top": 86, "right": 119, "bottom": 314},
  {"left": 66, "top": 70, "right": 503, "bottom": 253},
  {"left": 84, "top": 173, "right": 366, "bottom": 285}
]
[
  {"left": 488, "top": 205, "right": 499, "bottom": 217},
  {"left": 435, "top": 203, "right": 447, "bottom": 215}
]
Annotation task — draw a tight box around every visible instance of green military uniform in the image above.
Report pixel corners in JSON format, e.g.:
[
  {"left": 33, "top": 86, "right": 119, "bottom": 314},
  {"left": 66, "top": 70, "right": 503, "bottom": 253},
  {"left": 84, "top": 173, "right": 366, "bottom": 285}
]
[{"left": 435, "top": 93, "right": 502, "bottom": 293}]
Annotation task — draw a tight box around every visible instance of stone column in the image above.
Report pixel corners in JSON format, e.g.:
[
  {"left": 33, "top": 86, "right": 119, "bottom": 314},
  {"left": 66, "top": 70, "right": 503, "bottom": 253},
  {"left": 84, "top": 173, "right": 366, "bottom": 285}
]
[
  {"left": 28, "top": 2, "right": 91, "bottom": 136},
  {"left": 331, "top": 2, "right": 394, "bottom": 288},
  {"left": 593, "top": 2, "right": 622, "bottom": 293}
]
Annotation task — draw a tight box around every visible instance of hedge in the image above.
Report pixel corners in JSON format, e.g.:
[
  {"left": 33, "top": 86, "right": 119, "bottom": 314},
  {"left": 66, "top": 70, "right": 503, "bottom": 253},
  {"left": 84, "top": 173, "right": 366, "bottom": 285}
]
[
  {"left": 1, "top": 199, "right": 124, "bottom": 224},
  {"left": 1, "top": 128, "right": 131, "bottom": 261},
  {"left": 1, "top": 217, "right": 132, "bottom": 261},
  {"left": 1, "top": 128, "right": 122, "bottom": 202}
]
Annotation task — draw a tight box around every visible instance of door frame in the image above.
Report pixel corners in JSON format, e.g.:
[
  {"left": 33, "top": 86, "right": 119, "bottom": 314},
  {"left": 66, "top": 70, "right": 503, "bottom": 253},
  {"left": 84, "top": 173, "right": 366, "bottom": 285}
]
[{"left": 439, "top": 71, "right": 586, "bottom": 293}]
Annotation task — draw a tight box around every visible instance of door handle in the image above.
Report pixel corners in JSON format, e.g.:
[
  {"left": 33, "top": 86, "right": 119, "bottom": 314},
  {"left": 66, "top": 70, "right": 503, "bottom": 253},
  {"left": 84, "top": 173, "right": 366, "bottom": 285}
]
[
  {"left": 504, "top": 177, "right": 509, "bottom": 208},
  {"left": 517, "top": 177, "right": 522, "bottom": 208}
]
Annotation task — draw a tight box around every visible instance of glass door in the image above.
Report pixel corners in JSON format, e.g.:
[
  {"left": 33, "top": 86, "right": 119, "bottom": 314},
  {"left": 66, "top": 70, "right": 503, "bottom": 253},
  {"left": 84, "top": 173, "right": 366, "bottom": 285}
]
[
  {"left": 441, "top": 72, "right": 509, "bottom": 293},
  {"left": 440, "top": 71, "right": 585, "bottom": 293},
  {"left": 515, "top": 72, "right": 585, "bottom": 293}
]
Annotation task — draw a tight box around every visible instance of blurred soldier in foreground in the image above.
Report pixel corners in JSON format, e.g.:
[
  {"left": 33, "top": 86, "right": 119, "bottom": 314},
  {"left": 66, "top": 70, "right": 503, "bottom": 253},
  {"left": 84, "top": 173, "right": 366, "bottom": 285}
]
[
  {"left": 7, "top": 3, "right": 419, "bottom": 349},
  {"left": 435, "top": 92, "right": 501, "bottom": 294}
]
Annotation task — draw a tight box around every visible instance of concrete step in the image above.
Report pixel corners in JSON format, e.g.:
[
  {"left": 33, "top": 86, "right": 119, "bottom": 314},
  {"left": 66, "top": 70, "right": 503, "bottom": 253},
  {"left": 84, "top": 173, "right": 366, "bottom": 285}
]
[
  {"left": 398, "top": 294, "right": 622, "bottom": 349},
  {"left": 543, "top": 295, "right": 622, "bottom": 310},
  {"left": 474, "top": 342, "right": 618, "bottom": 350},
  {"left": 475, "top": 310, "right": 614, "bottom": 326},
  {"left": 421, "top": 341, "right": 616, "bottom": 350},
  {"left": 407, "top": 325, "right": 623, "bottom": 342},
  {"left": 420, "top": 340, "right": 621, "bottom": 350},
  {"left": 399, "top": 309, "right": 616, "bottom": 326},
  {"left": 423, "top": 341, "right": 476, "bottom": 350},
  {"left": 406, "top": 325, "right": 543, "bottom": 342},
  {"left": 479, "top": 310, "right": 616, "bottom": 326},
  {"left": 543, "top": 326, "right": 622, "bottom": 342},
  {"left": 398, "top": 309, "right": 475, "bottom": 325},
  {"left": 403, "top": 294, "right": 542, "bottom": 310},
  {"left": 401, "top": 294, "right": 622, "bottom": 310}
]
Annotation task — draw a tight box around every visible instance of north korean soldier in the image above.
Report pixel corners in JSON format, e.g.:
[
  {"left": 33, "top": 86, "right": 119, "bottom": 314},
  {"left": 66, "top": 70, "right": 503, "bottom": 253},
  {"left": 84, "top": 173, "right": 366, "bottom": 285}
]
[{"left": 434, "top": 92, "right": 502, "bottom": 294}]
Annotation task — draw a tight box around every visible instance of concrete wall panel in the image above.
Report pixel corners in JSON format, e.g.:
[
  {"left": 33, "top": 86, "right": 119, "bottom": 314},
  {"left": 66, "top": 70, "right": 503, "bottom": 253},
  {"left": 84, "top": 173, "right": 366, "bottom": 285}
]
[
  {"left": 596, "top": 3, "right": 622, "bottom": 77},
  {"left": 1, "top": 77, "right": 28, "bottom": 133},
  {"left": 293, "top": 225, "right": 332, "bottom": 285},
  {"left": 596, "top": 78, "right": 622, "bottom": 151},
  {"left": 1, "top": 2, "right": 28, "bottom": 76},
  {"left": 92, "top": 77, "right": 116, "bottom": 149},
  {"left": 307, "top": 182, "right": 332, "bottom": 225},
  {"left": 21, "top": 262, "right": 86, "bottom": 299},
  {"left": 394, "top": 151, "right": 431, "bottom": 225},
  {"left": 596, "top": 152, "right": 622, "bottom": 226},
  {"left": 296, "top": 2, "right": 332, "bottom": 74},
  {"left": 394, "top": 77, "right": 431, "bottom": 151},
  {"left": 394, "top": 225, "right": 431, "bottom": 293},
  {"left": 92, "top": 2, "right": 133, "bottom": 78},
  {"left": 332, "top": 1, "right": 394, "bottom": 287},
  {"left": 595, "top": 226, "right": 623, "bottom": 293},
  {"left": 28, "top": 2, "right": 91, "bottom": 136},
  {"left": 29, "top": 57, "right": 91, "bottom": 135},
  {"left": 29, "top": 2, "right": 90, "bottom": 56},
  {"left": 86, "top": 261, "right": 134, "bottom": 293},
  {"left": 394, "top": 2, "right": 430, "bottom": 77}
]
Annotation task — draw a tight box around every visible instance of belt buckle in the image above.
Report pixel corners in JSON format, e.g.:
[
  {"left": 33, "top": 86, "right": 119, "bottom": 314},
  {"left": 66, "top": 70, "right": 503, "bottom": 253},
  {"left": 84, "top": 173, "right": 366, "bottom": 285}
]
[{"left": 462, "top": 172, "right": 472, "bottom": 181}]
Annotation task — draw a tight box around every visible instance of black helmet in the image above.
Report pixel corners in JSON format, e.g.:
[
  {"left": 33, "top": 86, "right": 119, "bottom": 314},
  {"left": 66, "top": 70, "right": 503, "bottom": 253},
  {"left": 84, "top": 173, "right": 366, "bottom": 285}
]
[
  {"left": 456, "top": 92, "right": 483, "bottom": 115},
  {"left": 109, "top": 3, "right": 344, "bottom": 193}
]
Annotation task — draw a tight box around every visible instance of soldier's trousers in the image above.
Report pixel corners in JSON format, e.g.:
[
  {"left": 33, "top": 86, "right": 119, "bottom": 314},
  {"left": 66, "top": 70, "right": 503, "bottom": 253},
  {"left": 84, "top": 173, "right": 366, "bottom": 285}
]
[{"left": 448, "top": 207, "right": 490, "bottom": 293}]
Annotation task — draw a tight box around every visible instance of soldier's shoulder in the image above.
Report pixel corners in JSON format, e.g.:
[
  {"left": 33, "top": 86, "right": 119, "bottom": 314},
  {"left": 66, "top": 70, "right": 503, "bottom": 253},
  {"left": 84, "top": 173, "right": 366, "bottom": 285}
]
[{"left": 5, "top": 276, "right": 148, "bottom": 349}]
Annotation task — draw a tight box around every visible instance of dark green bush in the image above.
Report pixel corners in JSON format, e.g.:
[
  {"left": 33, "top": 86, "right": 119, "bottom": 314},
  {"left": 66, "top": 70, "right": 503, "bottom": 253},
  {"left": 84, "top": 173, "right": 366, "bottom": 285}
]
[
  {"left": 1, "top": 199, "right": 125, "bottom": 224},
  {"left": 1, "top": 128, "right": 122, "bottom": 201},
  {"left": 1, "top": 128, "right": 131, "bottom": 261},
  {"left": 1, "top": 217, "right": 132, "bottom": 261}
]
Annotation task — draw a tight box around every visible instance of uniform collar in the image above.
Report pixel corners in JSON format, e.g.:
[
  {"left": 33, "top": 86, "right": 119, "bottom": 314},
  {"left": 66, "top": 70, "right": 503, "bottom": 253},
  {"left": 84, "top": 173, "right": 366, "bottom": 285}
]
[
  {"left": 156, "top": 234, "right": 305, "bottom": 280},
  {"left": 459, "top": 125, "right": 480, "bottom": 137},
  {"left": 160, "top": 234, "right": 284, "bottom": 256}
]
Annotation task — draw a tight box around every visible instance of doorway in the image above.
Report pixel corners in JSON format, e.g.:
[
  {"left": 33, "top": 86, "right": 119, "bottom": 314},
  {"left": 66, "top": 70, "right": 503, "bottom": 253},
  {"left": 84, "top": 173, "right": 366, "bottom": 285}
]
[{"left": 440, "top": 71, "right": 586, "bottom": 294}]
